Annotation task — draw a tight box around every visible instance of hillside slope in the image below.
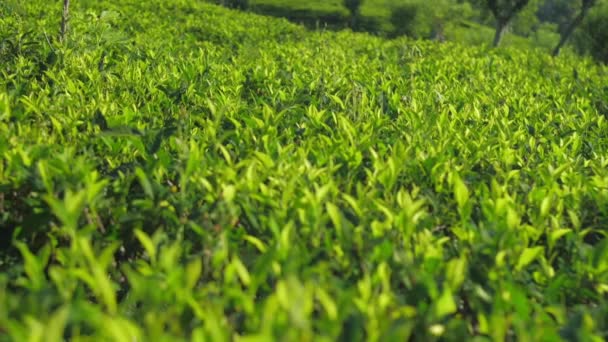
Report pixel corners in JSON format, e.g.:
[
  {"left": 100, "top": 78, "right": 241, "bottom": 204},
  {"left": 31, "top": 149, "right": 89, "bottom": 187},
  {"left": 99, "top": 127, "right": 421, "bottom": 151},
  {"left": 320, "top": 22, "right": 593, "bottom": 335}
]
[{"left": 1, "top": 0, "right": 607, "bottom": 340}]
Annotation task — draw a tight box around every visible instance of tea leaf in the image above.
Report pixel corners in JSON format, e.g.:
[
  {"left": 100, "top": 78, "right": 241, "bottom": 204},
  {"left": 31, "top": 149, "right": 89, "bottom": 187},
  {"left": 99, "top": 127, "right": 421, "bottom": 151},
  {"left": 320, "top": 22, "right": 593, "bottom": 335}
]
[
  {"left": 134, "top": 229, "right": 156, "bottom": 263},
  {"left": 516, "top": 247, "right": 544, "bottom": 272},
  {"left": 453, "top": 174, "right": 469, "bottom": 211},
  {"left": 434, "top": 288, "right": 457, "bottom": 318}
]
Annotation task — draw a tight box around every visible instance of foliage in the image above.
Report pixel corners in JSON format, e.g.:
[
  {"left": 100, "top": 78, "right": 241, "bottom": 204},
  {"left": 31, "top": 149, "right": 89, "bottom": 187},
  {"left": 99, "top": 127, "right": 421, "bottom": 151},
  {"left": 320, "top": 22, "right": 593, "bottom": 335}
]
[
  {"left": 219, "top": 0, "right": 562, "bottom": 49},
  {"left": 221, "top": 0, "right": 250, "bottom": 10},
  {"left": 537, "top": 0, "right": 578, "bottom": 34},
  {"left": 210, "top": 0, "right": 601, "bottom": 61},
  {"left": 343, "top": 0, "right": 364, "bottom": 28},
  {"left": 511, "top": 0, "right": 541, "bottom": 36},
  {"left": 389, "top": 0, "right": 477, "bottom": 40},
  {"left": 344, "top": 0, "right": 363, "bottom": 16},
  {"left": 389, "top": 3, "right": 420, "bottom": 38},
  {"left": 235, "top": 0, "right": 351, "bottom": 31},
  {"left": 1, "top": 0, "right": 608, "bottom": 340},
  {"left": 573, "top": 0, "right": 608, "bottom": 64}
]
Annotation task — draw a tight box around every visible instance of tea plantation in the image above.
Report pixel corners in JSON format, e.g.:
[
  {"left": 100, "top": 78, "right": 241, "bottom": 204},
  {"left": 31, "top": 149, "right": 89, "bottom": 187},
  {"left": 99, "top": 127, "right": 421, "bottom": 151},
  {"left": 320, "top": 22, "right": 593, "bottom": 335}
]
[{"left": 1, "top": 0, "right": 607, "bottom": 341}]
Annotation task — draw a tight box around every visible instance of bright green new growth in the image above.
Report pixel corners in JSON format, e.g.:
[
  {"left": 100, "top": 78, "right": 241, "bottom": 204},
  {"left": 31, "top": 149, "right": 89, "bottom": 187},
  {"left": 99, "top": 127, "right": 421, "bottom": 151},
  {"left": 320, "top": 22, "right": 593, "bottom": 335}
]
[{"left": 1, "top": 0, "right": 607, "bottom": 341}]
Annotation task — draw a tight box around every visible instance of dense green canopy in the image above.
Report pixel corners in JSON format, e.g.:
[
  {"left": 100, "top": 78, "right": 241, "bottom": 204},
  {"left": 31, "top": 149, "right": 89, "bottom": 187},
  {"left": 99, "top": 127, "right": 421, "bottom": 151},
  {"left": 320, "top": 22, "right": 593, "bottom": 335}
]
[{"left": 1, "top": 0, "right": 607, "bottom": 340}]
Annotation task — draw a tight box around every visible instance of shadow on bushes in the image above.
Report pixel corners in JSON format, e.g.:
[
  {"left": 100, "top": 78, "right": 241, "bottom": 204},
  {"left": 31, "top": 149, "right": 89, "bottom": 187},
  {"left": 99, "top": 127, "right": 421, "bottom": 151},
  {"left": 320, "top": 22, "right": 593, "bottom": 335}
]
[
  {"left": 389, "top": 4, "right": 420, "bottom": 38},
  {"left": 355, "top": 15, "right": 383, "bottom": 35},
  {"left": 249, "top": 4, "right": 350, "bottom": 31},
  {"left": 218, "top": 0, "right": 250, "bottom": 10},
  {"left": 251, "top": 5, "right": 389, "bottom": 37},
  {"left": 213, "top": 1, "right": 419, "bottom": 39},
  {"left": 212, "top": 2, "right": 383, "bottom": 35}
]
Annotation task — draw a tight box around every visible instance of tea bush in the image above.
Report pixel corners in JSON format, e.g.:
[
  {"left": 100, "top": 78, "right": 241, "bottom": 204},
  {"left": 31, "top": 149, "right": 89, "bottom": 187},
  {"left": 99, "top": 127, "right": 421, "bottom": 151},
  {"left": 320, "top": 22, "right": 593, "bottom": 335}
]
[{"left": 1, "top": 0, "right": 607, "bottom": 340}]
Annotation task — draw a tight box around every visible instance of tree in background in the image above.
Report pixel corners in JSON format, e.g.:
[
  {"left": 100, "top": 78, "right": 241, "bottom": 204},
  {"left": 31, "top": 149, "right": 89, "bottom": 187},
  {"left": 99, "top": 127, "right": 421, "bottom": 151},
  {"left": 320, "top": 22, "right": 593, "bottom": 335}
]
[
  {"left": 220, "top": 0, "right": 249, "bottom": 10},
  {"left": 536, "top": 0, "right": 577, "bottom": 34},
  {"left": 484, "top": 0, "right": 532, "bottom": 46},
  {"left": 573, "top": 0, "right": 608, "bottom": 63},
  {"left": 552, "top": 0, "right": 596, "bottom": 56},
  {"left": 389, "top": 0, "right": 476, "bottom": 41},
  {"left": 511, "top": 0, "right": 541, "bottom": 36},
  {"left": 344, "top": 0, "right": 364, "bottom": 29},
  {"left": 389, "top": 4, "right": 419, "bottom": 38}
]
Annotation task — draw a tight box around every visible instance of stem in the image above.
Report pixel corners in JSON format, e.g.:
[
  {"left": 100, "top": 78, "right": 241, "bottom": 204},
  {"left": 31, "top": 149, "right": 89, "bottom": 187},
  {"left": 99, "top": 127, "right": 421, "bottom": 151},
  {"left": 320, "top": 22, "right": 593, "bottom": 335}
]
[
  {"left": 493, "top": 20, "right": 508, "bottom": 47},
  {"left": 552, "top": 2, "right": 593, "bottom": 57},
  {"left": 60, "top": 0, "right": 70, "bottom": 42}
]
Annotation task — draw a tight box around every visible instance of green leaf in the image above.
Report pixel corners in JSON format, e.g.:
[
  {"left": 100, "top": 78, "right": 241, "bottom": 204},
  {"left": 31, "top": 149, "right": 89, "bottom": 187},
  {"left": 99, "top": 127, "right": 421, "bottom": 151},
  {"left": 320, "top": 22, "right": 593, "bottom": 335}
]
[
  {"left": 434, "top": 288, "right": 457, "bottom": 318},
  {"left": 328, "top": 94, "right": 346, "bottom": 110},
  {"left": 549, "top": 228, "right": 571, "bottom": 246},
  {"left": 254, "top": 151, "right": 274, "bottom": 169},
  {"left": 540, "top": 196, "right": 551, "bottom": 217},
  {"left": 14, "top": 242, "right": 47, "bottom": 290},
  {"left": 233, "top": 257, "right": 251, "bottom": 287},
  {"left": 453, "top": 174, "right": 469, "bottom": 211},
  {"left": 135, "top": 167, "right": 154, "bottom": 200},
  {"left": 222, "top": 184, "right": 236, "bottom": 202},
  {"left": 316, "top": 287, "right": 338, "bottom": 320},
  {"left": 44, "top": 189, "right": 87, "bottom": 230},
  {"left": 445, "top": 256, "right": 467, "bottom": 290},
  {"left": 45, "top": 306, "right": 70, "bottom": 342},
  {"left": 243, "top": 235, "right": 267, "bottom": 253},
  {"left": 134, "top": 229, "right": 156, "bottom": 263},
  {"left": 186, "top": 258, "right": 202, "bottom": 290},
  {"left": 218, "top": 144, "right": 233, "bottom": 165},
  {"left": 326, "top": 202, "right": 342, "bottom": 229},
  {"left": 77, "top": 237, "right": 117, "bottom": 314},
  {"left": 516, "top": 247, "right": 544, "bottom": 272}
]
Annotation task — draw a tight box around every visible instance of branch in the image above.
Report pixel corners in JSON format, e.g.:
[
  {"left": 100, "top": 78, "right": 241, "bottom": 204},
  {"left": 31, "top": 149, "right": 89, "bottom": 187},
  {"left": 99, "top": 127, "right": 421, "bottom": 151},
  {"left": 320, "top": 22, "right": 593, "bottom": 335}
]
[
  {"left": 582, "top": 0, "right": 597, "bottom": 9},
  {"left": 552, "top": 0, "right": 597, "bottom": 56},
  {"left": 60, "top": 0, "right": 70, "bottom": 42},
  {"left": 487, "top": 0, "right": 500, "bottom": 19},
  {"left": 512, "top": 0, "right": 530, "bottom": 13},
  {"left": 507, "top": 0, "right": 531, "bottom": 21}
]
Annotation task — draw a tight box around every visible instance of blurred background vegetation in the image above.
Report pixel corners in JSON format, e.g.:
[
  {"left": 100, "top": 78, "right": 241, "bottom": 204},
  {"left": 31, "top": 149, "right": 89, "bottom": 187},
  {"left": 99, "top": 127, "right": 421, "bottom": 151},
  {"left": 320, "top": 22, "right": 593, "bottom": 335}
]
[{"left": 209, "top": 0, "right": 608, "bottom": 64}]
